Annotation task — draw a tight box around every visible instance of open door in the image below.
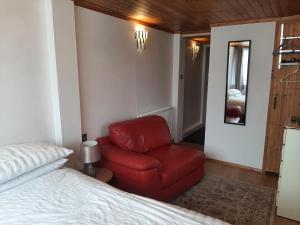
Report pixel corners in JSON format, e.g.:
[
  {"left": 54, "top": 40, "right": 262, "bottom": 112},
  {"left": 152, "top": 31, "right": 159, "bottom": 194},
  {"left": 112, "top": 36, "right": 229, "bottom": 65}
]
[{"left": 181, "top": 36, "right": 210, "bottom": 146}]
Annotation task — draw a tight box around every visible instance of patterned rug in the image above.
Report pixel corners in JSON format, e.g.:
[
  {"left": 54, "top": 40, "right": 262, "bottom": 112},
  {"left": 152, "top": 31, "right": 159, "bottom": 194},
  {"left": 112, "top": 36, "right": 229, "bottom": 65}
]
[{"left": 172, "top": 176, "right": 275, "bottom": 225}]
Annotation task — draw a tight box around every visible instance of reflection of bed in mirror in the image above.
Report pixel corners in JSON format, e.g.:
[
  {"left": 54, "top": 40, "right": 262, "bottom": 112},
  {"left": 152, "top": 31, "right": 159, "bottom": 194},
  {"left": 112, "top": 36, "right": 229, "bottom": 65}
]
[
  {"left": 227, "top": 89, "right": 245, "bottom": 113},
  {"left": 225, "top": 89, "right": 245, "bottom": 123},
  {"left": 224, "top": 40, "right": 251, "bottom": 125}
]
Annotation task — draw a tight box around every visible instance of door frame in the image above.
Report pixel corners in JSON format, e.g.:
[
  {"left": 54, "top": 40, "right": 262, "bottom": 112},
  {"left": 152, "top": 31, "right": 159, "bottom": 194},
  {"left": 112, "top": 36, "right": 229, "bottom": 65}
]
[
  {"left": 172, "top": 32, "right": 211, "bottom": 142},
  {"left": 182, "top": 44, "right": 210, "bottom": 138}
]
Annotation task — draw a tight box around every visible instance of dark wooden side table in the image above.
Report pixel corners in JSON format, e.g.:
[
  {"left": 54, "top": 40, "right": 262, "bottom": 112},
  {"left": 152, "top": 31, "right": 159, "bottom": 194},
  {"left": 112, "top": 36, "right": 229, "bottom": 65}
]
[{"left": 95, "top": 168, "right": 113, "bottom": 183}]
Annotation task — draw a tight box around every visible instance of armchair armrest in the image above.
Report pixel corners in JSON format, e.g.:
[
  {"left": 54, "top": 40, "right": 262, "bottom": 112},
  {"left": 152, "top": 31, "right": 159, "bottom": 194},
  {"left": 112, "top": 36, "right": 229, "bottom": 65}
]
[{"left": 101, "top": 144, "right": 161, "bottom": 171}]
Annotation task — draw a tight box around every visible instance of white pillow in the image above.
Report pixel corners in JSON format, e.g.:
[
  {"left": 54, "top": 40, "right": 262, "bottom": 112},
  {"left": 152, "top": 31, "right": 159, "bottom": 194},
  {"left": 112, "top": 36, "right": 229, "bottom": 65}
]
[
  {"left": 0, "top": 158, "right": 68, "bottom": 193},
  {"left": 228, "top": 89, "right": 242, "bottom": 96},
  {"left": 0, "top": 143, "right": 73, "bottom": 184}
]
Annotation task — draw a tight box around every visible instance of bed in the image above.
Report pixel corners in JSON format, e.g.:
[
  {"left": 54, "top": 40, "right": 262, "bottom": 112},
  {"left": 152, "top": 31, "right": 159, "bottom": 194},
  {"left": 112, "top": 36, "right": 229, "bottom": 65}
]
[
  {"left": 227, "top": 94, "right": 246, "bottom": 113},
  {"left": 0, "top": 143, "right": 229, "bottom": 225},
  {"left": 225, "top": 89, "right": 246, "bottom": 123}
]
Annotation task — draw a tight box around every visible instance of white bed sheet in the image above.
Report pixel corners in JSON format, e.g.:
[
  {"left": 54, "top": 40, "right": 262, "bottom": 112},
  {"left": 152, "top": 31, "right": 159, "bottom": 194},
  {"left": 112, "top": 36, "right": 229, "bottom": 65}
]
[{"left": 0, "top": 168, "right": 228, "bottom": 225}]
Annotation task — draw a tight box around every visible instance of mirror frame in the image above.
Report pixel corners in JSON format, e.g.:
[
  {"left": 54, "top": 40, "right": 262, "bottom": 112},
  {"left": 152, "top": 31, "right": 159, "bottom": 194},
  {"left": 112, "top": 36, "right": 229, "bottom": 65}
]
[{"left": 224, "top": 40, "right": 251, "bottom": 126}]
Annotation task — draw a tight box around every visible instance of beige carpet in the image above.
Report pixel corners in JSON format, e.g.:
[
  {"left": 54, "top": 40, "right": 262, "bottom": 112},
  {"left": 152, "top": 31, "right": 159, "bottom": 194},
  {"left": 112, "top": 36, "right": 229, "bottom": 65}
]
[{"left": 172, "top": 176, "right": 275, "bottom": 225}]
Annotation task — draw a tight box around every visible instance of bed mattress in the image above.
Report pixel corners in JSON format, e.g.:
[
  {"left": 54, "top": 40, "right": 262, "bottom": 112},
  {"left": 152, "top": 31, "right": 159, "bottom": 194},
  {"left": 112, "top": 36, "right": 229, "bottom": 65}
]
[{"left": 0, "top": 168, "right": 228, "bottom": 225}]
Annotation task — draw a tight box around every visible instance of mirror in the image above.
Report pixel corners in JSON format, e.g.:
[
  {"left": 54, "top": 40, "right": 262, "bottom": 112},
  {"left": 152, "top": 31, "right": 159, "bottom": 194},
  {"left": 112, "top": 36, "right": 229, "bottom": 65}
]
[{"left": 224, "top": 40, "right": 251, "bottom": 125}]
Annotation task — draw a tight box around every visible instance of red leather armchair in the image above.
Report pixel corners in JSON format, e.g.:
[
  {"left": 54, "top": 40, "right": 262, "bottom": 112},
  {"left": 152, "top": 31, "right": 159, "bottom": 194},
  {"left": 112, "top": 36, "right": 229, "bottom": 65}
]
[{"left": 95, "top": 116, "right": 205, "bottom": 202}]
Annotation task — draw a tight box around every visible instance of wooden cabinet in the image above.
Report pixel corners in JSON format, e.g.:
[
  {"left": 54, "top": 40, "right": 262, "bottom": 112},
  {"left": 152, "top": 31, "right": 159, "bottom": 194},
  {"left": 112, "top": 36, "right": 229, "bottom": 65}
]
[
  {"left": 263, "top": 19, "right": 300, "bottom": 173},
  {"left": 276, "top": 128, "right": 300, "bottom": 222}
]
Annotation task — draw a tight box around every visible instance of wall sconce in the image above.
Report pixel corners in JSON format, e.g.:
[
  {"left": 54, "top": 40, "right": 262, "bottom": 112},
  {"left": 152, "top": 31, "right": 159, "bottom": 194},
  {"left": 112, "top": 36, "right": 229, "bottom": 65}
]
[
  {"left": 135, "top": 27, "right": 148, "bottom": 51},
  {"left": 192, "top": 42, "right": 200, "bottom": 60}
]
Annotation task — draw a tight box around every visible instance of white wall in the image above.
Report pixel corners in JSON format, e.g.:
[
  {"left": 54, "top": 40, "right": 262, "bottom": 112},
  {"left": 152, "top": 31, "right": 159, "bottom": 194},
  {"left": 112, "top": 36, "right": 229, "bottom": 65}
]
[
  {"left": 135, "top": 27, "right": 173, "bottom": 115},
  {"left": 49, "top": 0, "right": 82, "bottom": 150},
  {"left": 0, "top": 0, "right": 55, "bottom": 145},
  {"left": 46, "top": 0, "right": 82, "bottom": 167},
  {"left": 0, "top": 0, "right": 82, "bottom": 169},
  {"left": 205, "top": 22, "right": 276, "bottom": 169},
  {"left": 75, "top": 7, "right": 174, "bottom": 140},
  {"left": 171, "top": 35, "right": 186, "bottom": 142}
]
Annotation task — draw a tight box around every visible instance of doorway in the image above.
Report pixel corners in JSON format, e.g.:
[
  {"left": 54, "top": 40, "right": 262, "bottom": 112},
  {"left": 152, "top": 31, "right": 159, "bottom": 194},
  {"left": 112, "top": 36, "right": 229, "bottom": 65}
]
[{"left": 181, "top": 36, "right": 210, "bottom": 146}]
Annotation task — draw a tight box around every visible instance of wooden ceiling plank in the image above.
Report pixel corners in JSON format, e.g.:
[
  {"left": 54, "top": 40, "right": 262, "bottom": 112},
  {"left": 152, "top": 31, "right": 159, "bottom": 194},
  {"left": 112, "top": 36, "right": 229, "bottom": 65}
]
[
  {"left": 257, "top": 0, "right": 276, "bottom": 18},
  {"left": 247, "top": 0, "right": 268, "bottom": 18},
  {"left": 236, "top": 0, "right": 261, "bottom": 19},
  {"left": 74, "top": 0, "right": 300, "bottom": 33},
  {"left": 225, "top": 0, "right": 249, "bottom": 20},
  {"left": 268, "top": 0, "right": 283, "bottom": 17},
  {"left": 74, "top": 0, "right": 175, "bottom": 33}
]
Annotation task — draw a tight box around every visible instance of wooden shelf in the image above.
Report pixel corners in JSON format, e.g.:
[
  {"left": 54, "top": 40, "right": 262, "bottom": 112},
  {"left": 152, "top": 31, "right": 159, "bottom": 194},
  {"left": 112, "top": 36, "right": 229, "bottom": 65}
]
[
  {"left": 280, "top": 36, "right": 300, "bottom": 40},
  {"left": 280, "top": 62, "right": 300, "bottom": 66},
  {"left": 278, "top": 50, "right": 300, "bottom": 54}
]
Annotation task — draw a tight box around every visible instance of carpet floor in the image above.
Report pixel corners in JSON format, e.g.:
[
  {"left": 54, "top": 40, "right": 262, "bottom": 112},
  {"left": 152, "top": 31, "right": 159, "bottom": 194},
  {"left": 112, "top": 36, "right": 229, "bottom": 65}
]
[{"left": 172, "top": 176, "right": 275, "bottom": 225}]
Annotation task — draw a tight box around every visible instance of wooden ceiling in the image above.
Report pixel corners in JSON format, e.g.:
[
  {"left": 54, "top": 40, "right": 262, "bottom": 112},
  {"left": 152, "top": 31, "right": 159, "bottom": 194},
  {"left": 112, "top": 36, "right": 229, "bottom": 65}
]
[
  {"left": 74, "top": 0, "right": 300, "bottom": 33},
  {"left": 192, "top": 37, "right": 210, "bottom": 44}
]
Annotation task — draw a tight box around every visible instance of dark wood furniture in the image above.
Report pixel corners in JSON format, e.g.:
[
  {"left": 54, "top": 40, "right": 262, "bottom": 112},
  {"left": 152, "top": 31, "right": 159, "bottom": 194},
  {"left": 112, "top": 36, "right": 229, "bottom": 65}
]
[
  {"left": 95, "top": 168, "right": 113, "bottom": 183},
  {"left": 263, "top": 18, "right": 300, "bottom": 173}
]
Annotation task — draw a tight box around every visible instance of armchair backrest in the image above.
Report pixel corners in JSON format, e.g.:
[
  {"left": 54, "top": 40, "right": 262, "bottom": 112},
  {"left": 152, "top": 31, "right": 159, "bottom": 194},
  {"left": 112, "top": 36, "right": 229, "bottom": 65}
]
[{"left": 109, "top": 116, "right": 171, "bottom": 153}]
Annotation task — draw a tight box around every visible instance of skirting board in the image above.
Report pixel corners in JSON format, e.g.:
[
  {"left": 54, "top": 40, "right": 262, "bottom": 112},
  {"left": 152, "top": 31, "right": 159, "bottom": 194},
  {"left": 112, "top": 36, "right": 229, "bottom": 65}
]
[{"left": 206, "top": 158, "right": 263, "bottom": 173}]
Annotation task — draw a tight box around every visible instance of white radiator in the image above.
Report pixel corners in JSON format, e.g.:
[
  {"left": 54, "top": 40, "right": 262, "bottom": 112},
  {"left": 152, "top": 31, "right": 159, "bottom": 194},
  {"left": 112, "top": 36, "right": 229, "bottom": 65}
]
[{"left": 137, "top": 107, "right": 174, "bottom": 138}]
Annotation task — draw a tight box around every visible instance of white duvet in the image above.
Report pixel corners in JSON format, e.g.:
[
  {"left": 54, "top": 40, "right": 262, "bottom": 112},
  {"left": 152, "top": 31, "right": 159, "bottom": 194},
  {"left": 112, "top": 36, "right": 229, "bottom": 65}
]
[{"left": 0, "top": 168, "right": 228, "bottom": 225}]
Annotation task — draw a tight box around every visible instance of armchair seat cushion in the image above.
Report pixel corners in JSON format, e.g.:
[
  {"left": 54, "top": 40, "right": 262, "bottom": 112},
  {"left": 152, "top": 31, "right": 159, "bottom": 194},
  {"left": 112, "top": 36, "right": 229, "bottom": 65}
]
[
  {"left": 101, "top": 144, "right": 161, "bottom": 171},
  {"left": 147, "top": 145, "right": 205, "bottom": 188}
]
